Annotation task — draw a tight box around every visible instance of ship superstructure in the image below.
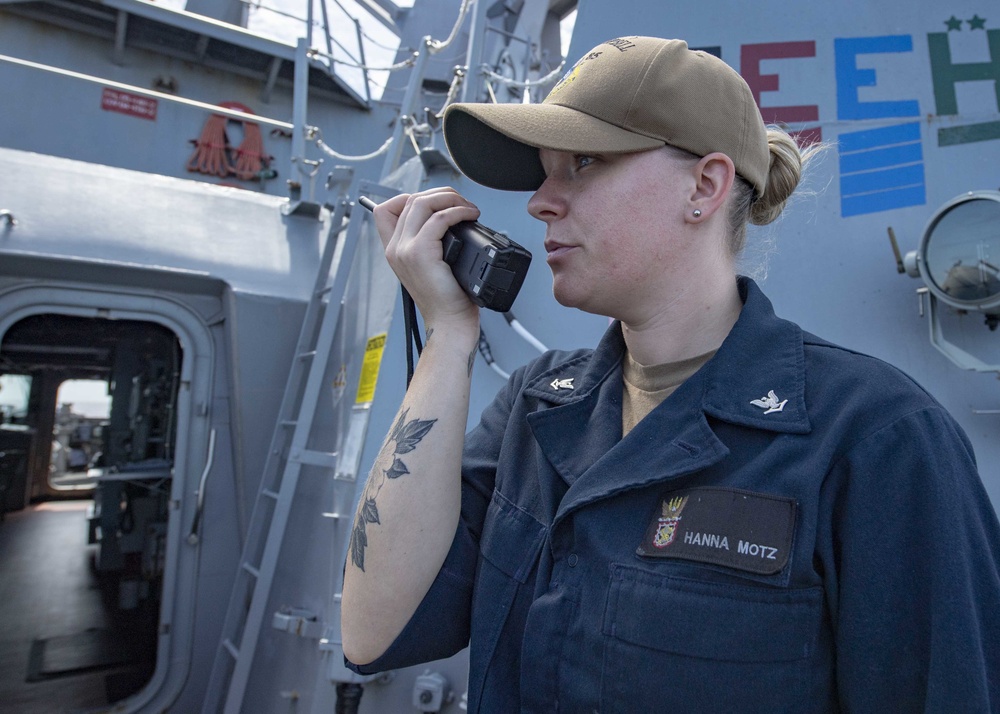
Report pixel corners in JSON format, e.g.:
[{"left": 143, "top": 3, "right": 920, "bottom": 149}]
[{"left": 0, "top": 0, "right": 997, "bottom": 712}]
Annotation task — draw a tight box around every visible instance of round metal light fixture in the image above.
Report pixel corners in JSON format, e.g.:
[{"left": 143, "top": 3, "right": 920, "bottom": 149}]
[
  {"left": 893, "top": 190, "right": 1000, "bottom": 371},
  {"left": 908, "top": 190, "right": 1000, "bottom": 320}
]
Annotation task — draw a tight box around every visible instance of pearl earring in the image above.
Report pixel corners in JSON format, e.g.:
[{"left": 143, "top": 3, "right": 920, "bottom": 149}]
[{"left": 692, "top": 209, "right": 702, "bottom": 218}]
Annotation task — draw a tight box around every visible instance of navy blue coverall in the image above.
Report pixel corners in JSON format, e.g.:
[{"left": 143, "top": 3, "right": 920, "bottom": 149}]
[{"left": 351, "top": 278, "right": 1000, "bottom": 712}]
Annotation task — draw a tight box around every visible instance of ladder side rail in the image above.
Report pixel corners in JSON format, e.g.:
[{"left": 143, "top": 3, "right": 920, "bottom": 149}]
[
  {"left": 201, "top": 199, "right": 350, "bottom": 714},
  {"left": 221, "top": 205, "right": 371, "bottom": 714},
  {"left": 232, "top": 200, "right": 351, "bottom": 571},
  {"left": 293, "top": 202, "right": 353, "bottom": 376},
  {"left": 283, "top": 212, "right": 367, "bottom": 462},
  {"left": 275, "top": 199, "right": 353, "bottom": 448}
]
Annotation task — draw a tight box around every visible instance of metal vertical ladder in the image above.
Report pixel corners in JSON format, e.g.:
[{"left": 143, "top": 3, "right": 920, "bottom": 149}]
[{"left": 201, "top": 190, "right": 370, "bottom": 714}]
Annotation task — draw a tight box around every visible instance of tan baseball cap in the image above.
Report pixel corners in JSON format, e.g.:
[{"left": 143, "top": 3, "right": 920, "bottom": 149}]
[{"left": 442, "top": 36, "right": 769, "bottom": 196}]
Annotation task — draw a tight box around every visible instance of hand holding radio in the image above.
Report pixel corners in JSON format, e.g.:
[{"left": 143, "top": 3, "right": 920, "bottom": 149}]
[{"left": 360, "top": 189, "right": 531, "bottom": 314}]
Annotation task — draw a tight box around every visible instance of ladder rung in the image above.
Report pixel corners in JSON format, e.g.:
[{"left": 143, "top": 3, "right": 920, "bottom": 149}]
[
  {"left": 242, "top": 562, "right": 260, "bottom": 578},
  {"left": 280, "top": 420, "right": 297, "bottom": 427},
  {"left": 297, "top": 351, "right": 316, "bottom": 360},
  {"left": 223, "top": 639, "right": 239, "bottom": 659},
  {"left": 316, "top": 285, "right": 333, "bottom": 297},
  {"left": 262, "top": 489, "right": 279, "bottom": 500},
  {"left": 291, "top": 449, "right": 339, "bottom": 469}
]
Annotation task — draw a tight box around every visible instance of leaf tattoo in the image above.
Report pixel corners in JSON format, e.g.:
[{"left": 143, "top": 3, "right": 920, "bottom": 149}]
[
  {"left": 361, "top": 498, "right": 380, "bottom": 524},
  {"left": 386, "top": 458, "right": 409, "bottom": 479},
  {"left": 350, "top": 519, "right": 367, "bottom": 571},
  {"left": 349, "top": 409, "right": 436, "bottom": 571},
  {"left": 391, "top": 411, "right": 435, "bottom": 453}
]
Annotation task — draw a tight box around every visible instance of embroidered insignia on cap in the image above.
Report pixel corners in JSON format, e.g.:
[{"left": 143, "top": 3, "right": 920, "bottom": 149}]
[
  {"left": 548, "top": 62, "right": 585, "bottom": 98},
  {"left": 547, "top": 40, "right": 626, "bottom": 98},
  {"left": 550, "top": 377, "right": 574, "bottom": 391},
  {"left": 750, "top": 390, "right": 787, "bottom": 414},
  {"left": 604, "top": 37, "right": 638, "bottom": 51}
]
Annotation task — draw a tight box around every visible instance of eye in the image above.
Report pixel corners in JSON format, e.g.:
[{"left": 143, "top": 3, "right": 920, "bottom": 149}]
[{"left": 574, "top": 154, "right": 596, "bottom": 170}]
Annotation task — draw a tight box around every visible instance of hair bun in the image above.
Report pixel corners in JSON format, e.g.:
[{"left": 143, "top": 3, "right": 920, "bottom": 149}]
[{"left": 749, "top": 131, "right": 805, "bottom": 226}]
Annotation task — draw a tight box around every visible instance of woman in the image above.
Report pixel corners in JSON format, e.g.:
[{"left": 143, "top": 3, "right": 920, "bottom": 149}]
[{"left": 342, "top": 36, "right": 1000, "bottom": 712}]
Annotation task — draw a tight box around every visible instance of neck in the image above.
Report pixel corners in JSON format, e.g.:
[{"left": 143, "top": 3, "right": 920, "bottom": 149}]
[{"left": 620, "top": 273, "right": 742, "bottom": 366}]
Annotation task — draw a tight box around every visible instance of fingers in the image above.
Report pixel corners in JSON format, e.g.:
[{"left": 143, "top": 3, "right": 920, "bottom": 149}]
[
  {"left": 367, "top": 188, "right": 482, "bottom": 329},
  {"left": 370, "top": 192, "right": 409, "bottom": 248},
  {"left": 370, "top": 187, "right": 478, "bottom": 251},
  {"left": 390, "top": 191, "right": 479, "bottom": 265}
]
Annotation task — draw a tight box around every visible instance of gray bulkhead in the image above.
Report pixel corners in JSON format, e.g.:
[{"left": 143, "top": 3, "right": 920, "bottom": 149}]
[{"left": 0, "top": 145, "right": 338, "bottom": 710}]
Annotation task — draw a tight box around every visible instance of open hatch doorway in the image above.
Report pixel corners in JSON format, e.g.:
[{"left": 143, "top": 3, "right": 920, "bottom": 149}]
[{"left": 0, "top": 312, "right": 182, "bottom": 710}]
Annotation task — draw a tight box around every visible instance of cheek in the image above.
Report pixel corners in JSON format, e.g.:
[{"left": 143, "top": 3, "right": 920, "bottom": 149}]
[{"left": 604, "top": 223, "right": 675, "bottom": 280}]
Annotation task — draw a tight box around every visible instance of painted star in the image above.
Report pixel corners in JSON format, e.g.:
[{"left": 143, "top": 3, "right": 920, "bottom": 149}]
[
  {"left": 945, "top": 15, "right": 963, "bottom": 31},
  {"left": 968, "top": 15, "right": 987, "bottom": 30}
]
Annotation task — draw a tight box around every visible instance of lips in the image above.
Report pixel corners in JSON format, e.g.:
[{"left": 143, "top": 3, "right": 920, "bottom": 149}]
[{"left": 544, "top": 239, "right": 576, "bottom": 260}]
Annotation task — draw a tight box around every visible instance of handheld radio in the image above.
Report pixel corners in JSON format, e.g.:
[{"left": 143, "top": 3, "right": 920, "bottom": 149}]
[{"left": 358, "top": 196, "right": 531, "bottom": 313}]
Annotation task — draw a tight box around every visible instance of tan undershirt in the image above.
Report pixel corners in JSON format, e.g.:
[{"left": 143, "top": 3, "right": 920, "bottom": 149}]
[{"left": 622, "top": 349, "right": 716, "bottom": 436}]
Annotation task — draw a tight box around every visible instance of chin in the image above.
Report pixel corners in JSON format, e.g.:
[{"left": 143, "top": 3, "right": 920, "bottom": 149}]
[
  {"left": 552, "top": 284, "right": 604, "bottom": 316},
  {"left": 552, "top": 290, "right": 573, "bottom": 308},
  {"left": 550, "top": 281, "right": 577, "bottom": 309}
]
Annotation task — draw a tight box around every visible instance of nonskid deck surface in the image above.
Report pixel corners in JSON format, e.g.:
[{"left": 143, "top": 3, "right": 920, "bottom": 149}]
[{"left": 0, "top": 501, "right": 155, "bottom": 713}]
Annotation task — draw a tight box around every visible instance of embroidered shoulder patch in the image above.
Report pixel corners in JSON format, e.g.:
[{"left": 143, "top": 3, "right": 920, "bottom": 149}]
[{"left": 635, "top": 487, "right": 796, "bottom": 575}]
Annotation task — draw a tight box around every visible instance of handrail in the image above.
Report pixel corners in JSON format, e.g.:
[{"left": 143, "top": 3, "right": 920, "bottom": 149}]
[{"left": 0, "top": 53, "right": 296, "bottom": 131}]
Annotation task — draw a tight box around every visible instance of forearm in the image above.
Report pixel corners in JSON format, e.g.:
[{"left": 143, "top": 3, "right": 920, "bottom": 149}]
[{"left": 341, "top": 322, "right": 478, "bottom": 665}]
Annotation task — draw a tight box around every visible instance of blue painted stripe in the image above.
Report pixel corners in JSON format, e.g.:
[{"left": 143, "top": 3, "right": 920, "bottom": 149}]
[
  {"left": 841, "top": 184, "right": 927, "bottom": 217},
  {"left": 840, "top": 163, "right": 925, "bottom": 196},
  {"left": 838, "top": 121, "right": 921, "bottom": 152},
  {"left": 839, "top": 142, "right": 923, "bottom": 173}
]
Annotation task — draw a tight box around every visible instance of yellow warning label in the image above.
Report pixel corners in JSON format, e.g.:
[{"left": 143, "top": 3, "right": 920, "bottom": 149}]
[{"left": 355, "top": 333, "right": 387, "bottom": 404}]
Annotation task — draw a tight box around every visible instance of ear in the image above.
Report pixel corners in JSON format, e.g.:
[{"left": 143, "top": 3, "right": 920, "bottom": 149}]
[{"left": 687, "top": 152, "right": 736, "bottom": 222}]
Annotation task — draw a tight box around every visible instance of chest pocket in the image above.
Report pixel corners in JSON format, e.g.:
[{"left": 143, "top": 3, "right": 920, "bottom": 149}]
[
  {"left": 469, "top": 489, "right": 546, "bottom": 710},
  {"left": 600, "top": 564, "right": 828, "bottom": 713},
  {"left": 480, "top": 489, "right": 546, "bottom": 581}
]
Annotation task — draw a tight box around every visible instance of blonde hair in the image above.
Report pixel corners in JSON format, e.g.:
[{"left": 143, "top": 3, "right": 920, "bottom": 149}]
[{"left": 726, "top": 128, "right": 825, "bottom": 255}]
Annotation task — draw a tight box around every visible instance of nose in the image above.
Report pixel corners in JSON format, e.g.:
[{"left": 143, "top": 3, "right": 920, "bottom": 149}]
[{"left": 527, "top": 176, "right": 565, "bottom": 223}]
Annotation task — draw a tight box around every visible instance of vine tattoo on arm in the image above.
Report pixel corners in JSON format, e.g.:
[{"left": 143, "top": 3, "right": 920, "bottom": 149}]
[{"left": 350, "top": 408, "right": 437, "bottom": 571}]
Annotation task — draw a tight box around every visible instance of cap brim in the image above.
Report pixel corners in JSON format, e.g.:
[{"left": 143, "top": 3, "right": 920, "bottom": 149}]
[{"left": 443, "top": 103, "right": 665, "bottom": 191}]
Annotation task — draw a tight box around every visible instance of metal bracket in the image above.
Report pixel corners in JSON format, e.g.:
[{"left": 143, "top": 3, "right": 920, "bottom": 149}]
[
  {"left": 271, "top": 607, "right": 324, "bottom": 639},
  {"left": 281, "top": 200, "right": 324, "bottom": 219},
  {"left": 281, "top": 182, "right": 323, "bottom": 219},
  {"left": 927, "top": 291, "right": 1000, "bottom": 372}
]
